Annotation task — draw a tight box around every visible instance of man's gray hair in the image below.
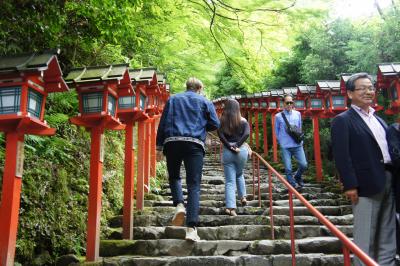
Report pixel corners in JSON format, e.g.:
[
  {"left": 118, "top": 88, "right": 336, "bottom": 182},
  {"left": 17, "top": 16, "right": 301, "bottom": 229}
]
[
  {"left": 346, "top": 73, "right": 373, "bottom": 91},
  {"left": 186, "top": 77, "right": 203, "bottom": 91}
]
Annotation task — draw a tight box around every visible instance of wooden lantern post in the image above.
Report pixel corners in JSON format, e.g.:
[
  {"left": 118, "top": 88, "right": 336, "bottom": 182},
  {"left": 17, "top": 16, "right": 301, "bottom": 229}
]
[
  {"left": 0, "top": 51, "right": 69, "bottom": 266},
  {"left": 376, "top": 64, "right": 400, "bottom": 114},
  {"left": 128, "top": 68, "right": 152, "bottom": 210},
  {"left": 260, "top": 92, "right": 270, "bottom": 157},
  {"left": 253, "top": 93, "right": 262, "bottom": 151},
  {"left": 268, "top": 89, "right": 284, "bottom": 163},
  {"left": 144, "top": 70, "right": 163, "bottom": 187},
  {"left": 301, "top": 84, "right": 324, "bottom": 182},
  {"left": 243, "top": 95, "right": 253, "bottom": 146},
  {"left": 66, "top": 64, "right": 128, "bottom": 262}
]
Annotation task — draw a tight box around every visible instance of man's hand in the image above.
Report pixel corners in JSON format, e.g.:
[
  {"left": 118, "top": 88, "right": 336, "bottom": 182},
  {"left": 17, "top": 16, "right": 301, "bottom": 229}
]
[
  {"left": 344, "top": 189, "right": 358, "bottom": 204},
  {"left": 156, "top": 150, "right": 164, "bottom": 161}
]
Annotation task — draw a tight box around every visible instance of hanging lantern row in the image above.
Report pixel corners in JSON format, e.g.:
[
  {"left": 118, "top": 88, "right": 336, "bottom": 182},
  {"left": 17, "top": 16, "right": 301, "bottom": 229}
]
[
  {"left": 213, "top": 73, "right": 386, "bottom": 118},
  {"left": 64, "top": 65, "right": 169, "bottom": 128}
]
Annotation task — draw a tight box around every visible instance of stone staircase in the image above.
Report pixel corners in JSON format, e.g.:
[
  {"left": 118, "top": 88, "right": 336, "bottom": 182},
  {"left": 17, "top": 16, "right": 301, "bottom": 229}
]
[{"left": 97, "top": 153, "right": 354, "bottom": 265}]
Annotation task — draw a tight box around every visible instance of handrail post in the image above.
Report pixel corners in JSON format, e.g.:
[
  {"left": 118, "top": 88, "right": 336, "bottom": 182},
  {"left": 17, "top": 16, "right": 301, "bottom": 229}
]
[
  {"left": 289, "top": 191, "right": 296, "bottom": 266},
  {"left": 343, "top": 246, "right": 351, "bottom": 266},
  {"left": 252, "top": 155, "right": 255, "bottom": 198},
  {"left": 257, "top": 156, "right": 261, "bottom": 208},
  {"left": 268, "top": 168, "right": 275, "bottom": 240}
]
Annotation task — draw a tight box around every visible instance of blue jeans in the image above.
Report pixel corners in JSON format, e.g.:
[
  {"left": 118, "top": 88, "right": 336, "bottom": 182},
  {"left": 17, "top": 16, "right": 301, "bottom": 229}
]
[
  {"left": 222, "top": 146, "right": 248, "bottom": 209},
  {"left": 164, "top": 141, "right": 204, "bottom": 227},
  {"left": 280, "top": 146, "right": 308, "bottom": 187}
]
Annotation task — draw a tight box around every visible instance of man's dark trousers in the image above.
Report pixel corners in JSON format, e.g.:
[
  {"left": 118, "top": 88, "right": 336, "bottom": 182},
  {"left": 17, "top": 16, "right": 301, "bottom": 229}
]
[{"left": 164, "top": 141, "right": 204, "bottom": 227}]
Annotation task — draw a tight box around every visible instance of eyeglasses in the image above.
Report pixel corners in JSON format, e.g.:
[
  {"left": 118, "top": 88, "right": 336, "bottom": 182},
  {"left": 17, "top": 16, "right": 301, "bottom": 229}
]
[
  {"left": 354, "top": 86, "right": 376, "bottom": 93},
  {"left": 285, "top": 101, "right": 294, "bottom": 105}
]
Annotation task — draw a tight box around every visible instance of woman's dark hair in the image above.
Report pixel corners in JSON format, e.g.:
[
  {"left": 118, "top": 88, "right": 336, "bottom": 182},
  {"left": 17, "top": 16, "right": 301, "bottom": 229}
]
[
  {"left": 220, "top": 98, "right": 242, "bottom": 135},
  {"left": 345, "top": 73, "right": 373, "bottom": 91}
]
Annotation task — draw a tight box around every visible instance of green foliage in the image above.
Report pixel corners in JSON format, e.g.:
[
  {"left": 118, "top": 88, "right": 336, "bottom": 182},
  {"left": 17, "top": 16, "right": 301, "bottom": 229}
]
[{"left": 211, "top": 64, "right": 247, "bottom": 98}]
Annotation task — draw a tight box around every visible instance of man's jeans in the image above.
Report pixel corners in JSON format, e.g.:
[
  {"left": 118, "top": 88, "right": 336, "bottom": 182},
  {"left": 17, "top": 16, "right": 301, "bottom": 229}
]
[
  {"left": 280, "top": 146, "right": 307, "bottom": 187},
  {"left": 222, "top": 146, "right": 248, "bottom": 209},
  {"left": 164, "top": 141, "right": 204, "bottom": 227}
]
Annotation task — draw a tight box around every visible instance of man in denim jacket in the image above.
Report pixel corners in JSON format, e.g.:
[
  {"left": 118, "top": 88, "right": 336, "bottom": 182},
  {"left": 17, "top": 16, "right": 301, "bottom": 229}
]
[{"left": 156, "top": 77, "right": 220, "bottom": 242}]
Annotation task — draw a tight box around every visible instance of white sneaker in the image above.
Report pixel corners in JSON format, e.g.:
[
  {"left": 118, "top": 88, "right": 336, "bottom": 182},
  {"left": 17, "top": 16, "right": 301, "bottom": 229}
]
[
  {"left": 185, "top": 227, "right": 200, "bottom": 242},
  {"left": 171, "top": 203, "right": 186, "bottom": 226}
]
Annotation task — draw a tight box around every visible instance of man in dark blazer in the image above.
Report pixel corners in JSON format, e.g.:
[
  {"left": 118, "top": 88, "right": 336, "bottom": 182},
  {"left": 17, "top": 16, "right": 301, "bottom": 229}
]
[{"left": 331, "top": 73, "right": 396, "bottom": 265}]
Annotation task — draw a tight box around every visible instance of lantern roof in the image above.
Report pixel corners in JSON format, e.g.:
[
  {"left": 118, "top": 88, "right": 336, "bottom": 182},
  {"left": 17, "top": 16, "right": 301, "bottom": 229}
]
[
  {"left": 65, "top": 64, "right": 130, "bottom": 85},
  {"left": 377, "top": 63, "right": 400, "bottom": 77},
  {"left": 316, "top": 80, "right": 341, "bottom": 92},
  {"left": 282, "top": 87, "right": 297, "bottom": 96},
  {"left": 254, "top": 92, "right": 262, "bottom": 98},
  {"left": 297, "top": 84, "right": 316, "bottom": 94},
  {"left": 129, "top": 67, "right": 157, "bottom": 83},
  {"left": 270, "top": 89, "right": 284, "bottom": 97},
  {"left": 261, "top": 91, "right": 270, "bottom": 97},
  {"left": 339, "top": 73, "right": 352, "bottom": 81},
  {"left": 156, "top": 72, "right": 166, "bottom": 84},
  {"left": 0, "top": 50, "right": 69, "bottom": 93}
]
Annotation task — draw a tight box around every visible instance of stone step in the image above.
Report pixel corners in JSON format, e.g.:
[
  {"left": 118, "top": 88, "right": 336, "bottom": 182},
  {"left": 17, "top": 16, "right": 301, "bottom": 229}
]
[
  {"left": 109, "top": 214, "right": 353, "bottom": 228},
  {"left": 97, "top": 253, "right": 347, "bottom": 266},
  {"left": 159, "top": 189, "right": 342, "bottom": 201},
  {"left": 107, "top": 225, "right": 352, "bottom": 241},
  {"left": 99, "top": 237, "right": 345, "bottom": 257},
  {"left": 144, "top": 198, "right": 346, "bottom": 208},
  {"left": 160, "top": 186, "right": 327, "bottom": 198},
  {"left": 133, "top": 205, "right": 352, "bottom": 217},
  {"left": 100, "top": 150, "right": 351, "bottom": 265},
  {"left": 156, "top": 191, "right": 327, "bottom": 202}
]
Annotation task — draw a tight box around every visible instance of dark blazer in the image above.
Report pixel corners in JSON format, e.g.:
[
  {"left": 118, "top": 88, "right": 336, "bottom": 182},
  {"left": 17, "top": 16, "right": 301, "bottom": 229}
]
[{"left": 331, "top": 108, "right": 388, "bottom": 197}]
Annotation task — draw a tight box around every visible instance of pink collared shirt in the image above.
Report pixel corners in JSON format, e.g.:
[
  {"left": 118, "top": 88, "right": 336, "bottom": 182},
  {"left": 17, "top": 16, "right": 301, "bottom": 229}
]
[{"left": 351, "top": 105, "right": 391, "bottom": 164}]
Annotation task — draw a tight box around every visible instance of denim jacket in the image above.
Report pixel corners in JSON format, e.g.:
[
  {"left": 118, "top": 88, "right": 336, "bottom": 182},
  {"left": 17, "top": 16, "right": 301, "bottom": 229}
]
[{"left": 156, "top": 91, "right": 220, "bottom": 151}]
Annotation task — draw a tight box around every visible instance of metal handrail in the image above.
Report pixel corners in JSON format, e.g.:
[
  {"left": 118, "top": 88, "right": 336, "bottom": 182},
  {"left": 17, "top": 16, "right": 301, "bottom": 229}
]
[{"left": 207, "top": 132, "right": 378, "bottom": 266}]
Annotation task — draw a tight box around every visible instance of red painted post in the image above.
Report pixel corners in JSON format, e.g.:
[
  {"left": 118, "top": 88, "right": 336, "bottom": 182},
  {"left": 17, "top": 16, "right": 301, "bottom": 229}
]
[
  {"left": 249, "top": 111, "right": 253, "bottom": 146},
  {"left": 144, "top": 120, "right": 151, "bottom": 193},
  {"left": 86, "top": 127, "right": 104, "bottom": 261},
  {"left": 0, "top": 133, "right": 24, "bottom": 266},
  {"left": 262, "top": 112, "right": 268, "bottom": 157},
  {"left": 257, "top": 157, "right": 261, "bottom": 208},
  {"left": 271, "top": 113, "right": 278, "bottom": 163},
  {"left": 150, "top": 116, "right": 157, "bottom": 179},
  {"left": 122, "top": 120, "right": 135, "bottom": 239},
  {"left": 136, "top": 121, "right": 145, "bottom": 210},
  {"left": 289, "top": 191, "right": 296, "bottom": 266},
  {"left": 255, "top": 111, "right": 260, "bottom": 150},
  {"left": 312, "top": 116, "right": 323, "bottom": 181},
  {"left": 252, "top": 157, "right": 255, "bottom": 198},
  {"left": 343, "top": 246, "right": 351, "bottom": 266},
  {"left": 268, "top": 168, "right": 275, "bottom": 240}
]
